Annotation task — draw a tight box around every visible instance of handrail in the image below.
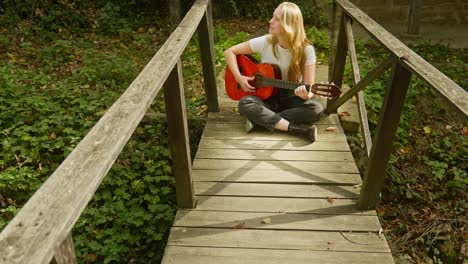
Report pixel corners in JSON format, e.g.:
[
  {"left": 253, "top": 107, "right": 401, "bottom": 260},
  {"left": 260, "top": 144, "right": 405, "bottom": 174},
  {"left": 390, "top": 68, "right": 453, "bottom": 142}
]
[
  {"left": 329, "top": 0, "right": 468, "bottom": 209},
  {"left": 336, "top": 0, "right": 468, "bottom": 117},
  {"left": 0, "top": 0, "right": 216, "bottom": 263}
]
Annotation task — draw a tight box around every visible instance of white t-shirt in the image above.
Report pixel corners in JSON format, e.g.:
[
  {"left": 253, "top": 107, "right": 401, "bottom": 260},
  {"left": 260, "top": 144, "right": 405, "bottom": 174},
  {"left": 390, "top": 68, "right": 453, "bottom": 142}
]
[{"left": 249, "top": 35, "right": 316, "bottom": 81}]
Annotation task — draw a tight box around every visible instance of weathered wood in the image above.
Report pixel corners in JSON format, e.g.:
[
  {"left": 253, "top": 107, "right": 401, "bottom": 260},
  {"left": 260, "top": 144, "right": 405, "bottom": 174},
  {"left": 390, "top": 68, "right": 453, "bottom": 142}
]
[
  {"left": 344, "top": 17, "right": 372, "bottom": 156},
  {"left": 169, "top": 0, "right": 181, "bottom": 25},
  {"left": 193, "top": 159, "right": 360, "bottom": 173},
  {"left": 168, "top": 227, "right": 388, "bottom": 252},
  {"left": 328, "top": 0, "right": 337, "bottom": 82},
  {"left": 198, "top": 138, "right": 351, "bottom": 151},
  {"left": 201, "top": 129, "right": 347, "bottom": 142},
  {"left": 0, "top": 1, "right": 211, "bottom": 263},
  {"left": 192, "top": 169, "right": 361, "bottom": 185},
  {"left": 195, "top": 149, "right": 354, "bottom": 162},
  {"left": 204, "top": 121, "right": 344, "bottom": 132},
  {"left": 162, "top": 247, "right": 395, "bottom": 264},
  {"left": 207, "top": 111, "right": 342, "bottom": 125},
  {"left": 327, "top": 14, "right": 348, "bottom": 114},
  {"left": 164, "top": 61, "right": 196, "bottom": 208},
  {"left": 327, "top": 56, "right": 395, "bottom": 113},
  {"left": 336, "top": 0, "right": 468, "bottom": 118},
  {"left": 197, "top": 0, "right": 219, "bottom": 112},
  {"left": 174, "top": 210, "right": 381, "bottom": 232},
  {"left": 407, "top": 0, "right": 422, "bottom": 35},
  {"left": 195, "top": 182, "right": 360, "bottom": 199},
  {"left": 195, "top": 196, "right": 374, "bottom": 215},
  {"left": 358, "top": 62, "right": 412, "bottom": 209},
  {"left": 53, "top": 234, "right": 77, "bottom": 264}
]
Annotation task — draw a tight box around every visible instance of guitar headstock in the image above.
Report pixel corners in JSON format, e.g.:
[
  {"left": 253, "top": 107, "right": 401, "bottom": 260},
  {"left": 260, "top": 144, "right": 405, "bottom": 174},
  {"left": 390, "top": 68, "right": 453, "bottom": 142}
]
[{"left": 311, "top": 82, "right": 341, "bottom": 99}]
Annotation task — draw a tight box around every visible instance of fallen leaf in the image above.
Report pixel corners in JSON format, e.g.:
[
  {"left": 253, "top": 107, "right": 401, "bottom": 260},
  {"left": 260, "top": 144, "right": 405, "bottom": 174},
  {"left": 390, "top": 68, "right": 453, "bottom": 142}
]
[
  {"left": 462, "top": 127, "right": 468, "bottom": 135},
  {"left": 325, "top": 126, "right": 336, "bottom": 132},
  {"left": 339, "top": 111, "right": 351, "bottom": 117},
  {"left": 7, "top": 53, "right": 16, "bottom": 62},
  {"left": 445, "top": 125, "right": 452, "bottom": 130},
  {"left": 353, "top": 184, "right": 362, "bottom": 189},
  {"left": 423, "top": 126, "right": 432, "bottom": 134},
  {"left": 49, "top": 132, "right": 56, "bottom": 140},
  {"left": 233, "top": 107, "right": 238, "bottom": 112},
  {"left": 261, "top": 218, "right": 271, "bottom": 224},
  {"left": 326, "top": 197, "right": 335, "bottom": 204},
  {"left": 376, "top": 206, "right": 386, "bottom": 215},
  {"left": 398, "top": 146, "right": 412, "bottom": 154},
  {"left": 233, "top": 222, "right": 246, "bottom": 229}
]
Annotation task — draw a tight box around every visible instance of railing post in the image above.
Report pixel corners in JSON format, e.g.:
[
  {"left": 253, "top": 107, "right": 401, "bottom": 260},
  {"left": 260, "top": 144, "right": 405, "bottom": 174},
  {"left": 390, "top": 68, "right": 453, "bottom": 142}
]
[
  {"left": 53, "top": 233, "right": 77, "bottom": 264},
  {"left": 164, "top": 60, "right": 196, "bottom": 208},
  {"left": 328, "top": 0, "right": 337, "bottom": 83},
  {"left": 406, "top": 0, "right": 422, "bottom": 36},
  {"left": 197, "top": 0, "right": 219, "bottom": 112},
  {"left": 327, "top": 13, "right": 348, "bottom": 114},
  {"left": 358, "top": 62, "right": 412, "bottom": 209}
]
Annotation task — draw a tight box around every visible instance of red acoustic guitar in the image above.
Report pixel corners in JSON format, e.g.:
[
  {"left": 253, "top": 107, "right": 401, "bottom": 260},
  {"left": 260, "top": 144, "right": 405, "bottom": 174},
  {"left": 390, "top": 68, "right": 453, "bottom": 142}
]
[{"left": 225, "top": 54, "right": 341, "bottom": 101}]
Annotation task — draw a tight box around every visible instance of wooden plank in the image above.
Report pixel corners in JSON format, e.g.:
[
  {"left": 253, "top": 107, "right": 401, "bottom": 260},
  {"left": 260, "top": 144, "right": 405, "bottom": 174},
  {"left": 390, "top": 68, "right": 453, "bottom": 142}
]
[
  {"left": 167, "top": 228, "right": 389, "bottom": 252},
  {"left": 195, "top": 149, "right": 354, "bottom": 162},
  {"left": 53, "top": 233, "right": 77, "bottom": 264},
  {"left": 192, "top": 169, "right": 361, "bottom": 185},
  {"left": 344, "top": 17, "right": 373, "bottom": 157},
  {"left": 336, "top": 0, "right": 468, "bottom": 117},
  {"left": 162, "top": 246, "right": 395, "bottom": 264},
  {"left": 174, "top": 210, "right": 381, "bottom": 232},
  {"left": 198, "top": 138, "right": 351, "bottom": 151},
  {"left": 207, "top": 112, "right": 342, "bottom": 125},
  {"left": 359, "top": 63, "right": 412, "bottom": 209},
  {"left": 327, "top": 56, "right": 394, "bottom": 113},
  {"left": 164, "top": 61, "right": 195, "bottom": 208},
  {"left": 327, "top": 14, "right": 348, "bottom": 114},
  {"left": 204, "top": 121, "right": 344, "bottom": 132},
  {"left": 195, "top": 196, "right": 374, "bottom": 215},
  {"left": 194, "top": 182, "right": 360, "bottom": 199},
  {"left": 197, "top": 0, "right": 219, "bottom": 112},
  {"left": 202, "top": 129, "right": 347, "bottom": 142},
  {"left": 407, "top": 0, "right": 422, "bottom": 35},
  {"left": 193, "top": 159, "right": 360, "bottom": 173},
  {"left": 0, "top": 1, "right": 211, "bottom": 263}
]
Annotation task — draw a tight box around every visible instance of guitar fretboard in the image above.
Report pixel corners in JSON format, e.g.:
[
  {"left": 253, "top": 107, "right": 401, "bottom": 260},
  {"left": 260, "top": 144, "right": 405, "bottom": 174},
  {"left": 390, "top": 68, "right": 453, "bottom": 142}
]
[{"left": 261, "top": 77, "right": 310, "bottom": 91}]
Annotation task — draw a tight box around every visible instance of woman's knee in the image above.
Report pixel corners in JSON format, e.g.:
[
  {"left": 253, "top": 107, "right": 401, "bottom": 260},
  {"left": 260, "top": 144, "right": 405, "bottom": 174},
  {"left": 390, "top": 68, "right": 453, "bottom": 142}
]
[
  {"left": 304, "top": 99, "right": 324, "bottom": 114},
  {"left": 238, "top": 95, "right": 262, "bottom": 114}
]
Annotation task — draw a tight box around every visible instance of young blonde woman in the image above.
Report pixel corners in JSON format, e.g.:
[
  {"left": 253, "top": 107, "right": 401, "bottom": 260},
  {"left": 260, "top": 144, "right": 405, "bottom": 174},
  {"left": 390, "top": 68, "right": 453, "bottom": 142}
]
[{"left": 224, "top": 2, "right": 323, "bottom": 142}]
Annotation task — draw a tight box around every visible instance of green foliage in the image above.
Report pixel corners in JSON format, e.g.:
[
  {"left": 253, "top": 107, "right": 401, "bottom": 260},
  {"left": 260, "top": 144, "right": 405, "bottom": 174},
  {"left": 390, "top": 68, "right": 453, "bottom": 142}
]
[
  {"left": 212, "top": 0, "right": 327, "bottom": 28},
  {"left": 0, "top": 9, "right": 179, "bottom": 261},
  {"left": 347, "top": 40, "right": 467, "bottom": 262},
  {"left": 213, "top": 26, "right": 249, "bottom": 74},
  {"left": 74, "top": 124, "right": 176, "bottom": 263}
]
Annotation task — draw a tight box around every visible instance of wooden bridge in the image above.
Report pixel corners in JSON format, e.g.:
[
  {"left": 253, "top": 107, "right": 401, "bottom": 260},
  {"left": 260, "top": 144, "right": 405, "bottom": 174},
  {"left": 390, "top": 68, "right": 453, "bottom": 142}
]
[{"left": 0, "top": 0, "right": 466, "bottom": 263}]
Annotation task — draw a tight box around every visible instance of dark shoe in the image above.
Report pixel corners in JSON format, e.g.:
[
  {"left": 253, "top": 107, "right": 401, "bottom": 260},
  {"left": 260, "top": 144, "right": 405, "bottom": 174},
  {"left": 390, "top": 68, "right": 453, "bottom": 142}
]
[{"left": 288, "top": 123, "right": 317, "bottom": 142}]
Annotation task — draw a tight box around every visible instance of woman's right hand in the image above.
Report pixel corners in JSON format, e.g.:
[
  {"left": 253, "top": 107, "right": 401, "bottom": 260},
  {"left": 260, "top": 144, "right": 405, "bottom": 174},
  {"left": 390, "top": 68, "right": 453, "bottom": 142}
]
[{"left": 237, "top": 75, "right": 256, "bottom": 93}]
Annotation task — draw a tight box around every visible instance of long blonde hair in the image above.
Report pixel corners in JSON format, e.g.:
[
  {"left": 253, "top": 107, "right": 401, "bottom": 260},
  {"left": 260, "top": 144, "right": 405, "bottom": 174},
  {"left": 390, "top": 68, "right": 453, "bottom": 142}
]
[{"left": 268, "top": 2, "right": 310, "bottom": 81}]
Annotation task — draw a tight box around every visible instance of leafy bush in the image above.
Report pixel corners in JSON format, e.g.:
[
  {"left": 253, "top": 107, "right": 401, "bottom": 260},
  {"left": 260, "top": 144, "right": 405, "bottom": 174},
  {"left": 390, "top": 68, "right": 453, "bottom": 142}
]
[{"left": 345, "top": 41, "right": 467, "bottom": 262}]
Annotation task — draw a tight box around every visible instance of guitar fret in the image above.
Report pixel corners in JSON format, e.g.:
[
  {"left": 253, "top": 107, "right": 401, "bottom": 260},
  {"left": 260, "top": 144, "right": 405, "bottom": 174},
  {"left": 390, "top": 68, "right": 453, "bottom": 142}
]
[{"left": 264, "top": 77, "right": 302, "bottom": 91}]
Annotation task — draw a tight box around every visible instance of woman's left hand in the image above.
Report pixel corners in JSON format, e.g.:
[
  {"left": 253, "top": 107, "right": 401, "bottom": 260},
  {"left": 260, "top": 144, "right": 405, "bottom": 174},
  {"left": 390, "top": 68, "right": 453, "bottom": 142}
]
[{"left": 295, "top": 85, "right": 313, "bottom": 100}]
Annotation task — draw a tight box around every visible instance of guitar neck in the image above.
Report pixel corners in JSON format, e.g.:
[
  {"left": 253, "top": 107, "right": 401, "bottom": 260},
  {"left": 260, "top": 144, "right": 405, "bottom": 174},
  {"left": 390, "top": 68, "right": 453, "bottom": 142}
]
[{"left": 261, "top": 77, "right": 309, "bottom": 91}]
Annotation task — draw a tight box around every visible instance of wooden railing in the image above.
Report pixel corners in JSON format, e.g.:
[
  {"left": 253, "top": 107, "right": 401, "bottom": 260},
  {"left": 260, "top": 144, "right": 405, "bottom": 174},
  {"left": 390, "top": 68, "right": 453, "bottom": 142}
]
[
  {"left": 327, "top": 0, "right": 468, "bottom": 209},
  {"left": 0, "top": 0, "right": 217, "bottom": 263}
]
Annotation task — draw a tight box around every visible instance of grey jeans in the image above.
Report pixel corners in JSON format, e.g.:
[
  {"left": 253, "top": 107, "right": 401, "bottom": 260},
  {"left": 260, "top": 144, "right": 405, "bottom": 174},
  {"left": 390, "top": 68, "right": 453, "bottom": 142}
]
[{"left": 238, "top": 94, "right": 324, "bottom": 131}]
